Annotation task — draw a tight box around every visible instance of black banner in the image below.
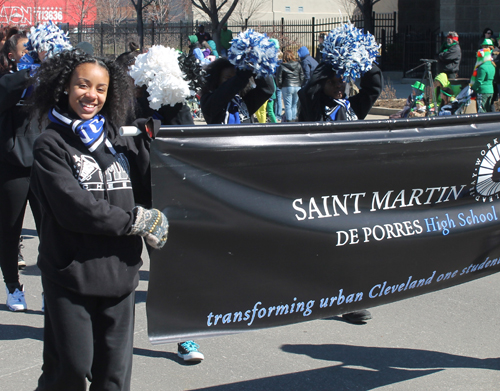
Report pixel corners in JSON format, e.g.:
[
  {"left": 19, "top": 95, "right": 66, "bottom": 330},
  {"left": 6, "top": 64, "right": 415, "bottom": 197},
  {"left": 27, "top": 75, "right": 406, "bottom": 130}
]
[{"left": 146, "top": 114, "right": 500, "bottom": 344}]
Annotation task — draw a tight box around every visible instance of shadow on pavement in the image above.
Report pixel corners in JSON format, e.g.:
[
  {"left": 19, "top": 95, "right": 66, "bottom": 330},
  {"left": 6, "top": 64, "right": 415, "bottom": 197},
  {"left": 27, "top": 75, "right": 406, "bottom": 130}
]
[
  {"left": 189, "top": 343, "right": 499, "bottom": 391},
  {"left": 0, "top": 323, "right": 43, "bottom": 341}
]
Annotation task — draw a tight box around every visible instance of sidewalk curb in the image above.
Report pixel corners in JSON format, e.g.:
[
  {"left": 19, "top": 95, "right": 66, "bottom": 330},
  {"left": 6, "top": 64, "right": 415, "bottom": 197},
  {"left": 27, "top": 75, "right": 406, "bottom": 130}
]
[{"left": 369, "top": 107, "right": 400, "bottom": 116}]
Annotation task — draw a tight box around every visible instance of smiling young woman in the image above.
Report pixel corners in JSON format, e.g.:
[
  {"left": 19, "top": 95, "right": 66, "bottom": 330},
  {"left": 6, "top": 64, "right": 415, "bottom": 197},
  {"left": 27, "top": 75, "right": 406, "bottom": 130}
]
[{"left": 27, "top": 49, "right": 168, "bottom": 391}]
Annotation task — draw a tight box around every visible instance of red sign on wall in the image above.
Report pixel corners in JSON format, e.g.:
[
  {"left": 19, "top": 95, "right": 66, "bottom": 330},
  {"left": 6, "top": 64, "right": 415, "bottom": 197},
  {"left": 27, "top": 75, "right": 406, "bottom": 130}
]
[{"left": 0, "top": 1, "right": 97, "bottom": 26}]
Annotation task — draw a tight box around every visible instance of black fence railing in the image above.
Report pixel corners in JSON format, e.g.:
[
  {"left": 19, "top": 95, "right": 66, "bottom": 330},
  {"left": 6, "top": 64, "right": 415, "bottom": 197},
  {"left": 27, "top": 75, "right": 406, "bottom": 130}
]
[
  {"left": 66, "top": 13, "right": 398, "bottom": 68},
  {"left": 66, "top": 15, "right": 479, "bottom": 79},
  {"left": 401, "top": 31, "right": 483, "bottom": 80}
]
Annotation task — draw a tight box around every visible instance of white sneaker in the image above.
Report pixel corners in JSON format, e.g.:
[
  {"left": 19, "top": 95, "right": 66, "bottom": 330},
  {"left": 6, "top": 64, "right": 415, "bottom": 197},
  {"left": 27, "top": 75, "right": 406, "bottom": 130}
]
[{"left": 6, "top": 284, "right": 27, "bottom": 312}]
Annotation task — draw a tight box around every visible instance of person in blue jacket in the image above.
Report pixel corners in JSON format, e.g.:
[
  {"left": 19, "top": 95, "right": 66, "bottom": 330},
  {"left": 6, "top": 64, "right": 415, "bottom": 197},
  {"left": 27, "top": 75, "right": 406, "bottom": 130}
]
[{"left": 298, "top": 46, "right": 318, "bottom": 87}]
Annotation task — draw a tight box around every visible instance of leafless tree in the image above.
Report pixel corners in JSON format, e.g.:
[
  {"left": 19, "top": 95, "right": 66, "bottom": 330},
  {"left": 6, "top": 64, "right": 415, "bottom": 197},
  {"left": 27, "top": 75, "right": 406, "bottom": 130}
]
[
  {"left": 68, "top": 0, "right": 97, "bottom": 26},
  {"left": 144, "top": 0, "right": 190, "bottom": 24},
  {"left": 97, "top": 0, "right": 133, "bottom": 54},
  {"left": 229, "top": 0, "right": 266, "bottom": 24},
  {"left": 130, "top": 0, "right": 156, "bottom": 49},
  {"left": 338, "top": 0, "right": 359, "bottom": 20},
  {"left": 191, "top": 0, "right": 240, "bottom": 53},
  {"left": 343, "top": 0, "right": 379, "bottom": 33}
]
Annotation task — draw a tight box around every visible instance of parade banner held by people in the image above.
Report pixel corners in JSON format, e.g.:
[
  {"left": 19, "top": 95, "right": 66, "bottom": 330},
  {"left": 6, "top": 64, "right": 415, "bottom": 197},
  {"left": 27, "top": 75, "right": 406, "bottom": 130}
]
[{"left": 146, "top": 114, "right": 500, "bottom": 343}]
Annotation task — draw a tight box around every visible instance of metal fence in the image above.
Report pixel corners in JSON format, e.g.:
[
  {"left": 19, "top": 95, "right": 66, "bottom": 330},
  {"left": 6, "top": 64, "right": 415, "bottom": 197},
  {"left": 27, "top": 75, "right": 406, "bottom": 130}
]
[
  {"left": 66, "top": 13, "right": 398, "bottom": 66},
  {"left": 66, "top": 14, "right": 480, "bottom": 79},
  {"left": 401, "top": 31, "right": 484, "bottom": 80}
]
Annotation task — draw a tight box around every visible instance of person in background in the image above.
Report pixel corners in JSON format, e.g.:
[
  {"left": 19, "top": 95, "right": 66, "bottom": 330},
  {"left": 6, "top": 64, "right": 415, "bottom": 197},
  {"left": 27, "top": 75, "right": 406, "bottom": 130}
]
[
  {"left": 479, "top": 28, "right": 497, "bottom": 49},
  {"left": 389, "top": 81, "right": 426, "bottom": 119},
  {"left": 200, "top": 58, "right": 274, "bottom": 124},
  {"left": 276, "top": 50, "right": 304, "bottom": 122},
  {"left": 195, "top": 25, "right": 212, "bottom": 45},
  {"left": 315, "top": 32, "right": 326, "bottom": 63},
  {"left": 220, "top": 23, "right": 233, "bottom": 57},
  {"left": 471, "top": 44, "right": 496, "bottom": 113},
  {"left": 438, "top": 31, "right": 461, "bottom": 79},
  {"left": 201, "top": 41, "right": 216, "bottom": 62},
  {"left": 298, "top": 46, "right": 318, "bottom": 86},
  {"left": 188, "top": 35, "right": 210, "bottom": 66},
  {"left": 438, "top": 87, "right": 459, "bottom": 116},
  {"left": 207, "top": 40, "right": 219, "bottom": 58},
  {"left": 298, "top": 24, "right": 382, "bottom": 323},
  {"left": 269, "top": 38, "right": 282, "bottom": 121},
  {"left": 298, "top": 62, "right": 382, "bottom": 122},
  {"left": 117, "top": 45, "right": 205, "bottom": 363},
  {"left": 0, "top": 31, "right": 44, "bottom": 311},
  {"left": 481, "top": 37, "right": 499, "bottom": 110},
  {"left": 75, "top": 41, "right": 94, "bottom": 56}
]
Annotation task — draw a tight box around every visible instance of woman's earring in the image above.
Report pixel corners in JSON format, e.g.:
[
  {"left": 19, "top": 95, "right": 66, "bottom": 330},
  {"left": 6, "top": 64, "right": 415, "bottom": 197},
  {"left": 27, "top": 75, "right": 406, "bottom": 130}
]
[{"left": 64, "top": 90, "right": 68, "bottom": 95}]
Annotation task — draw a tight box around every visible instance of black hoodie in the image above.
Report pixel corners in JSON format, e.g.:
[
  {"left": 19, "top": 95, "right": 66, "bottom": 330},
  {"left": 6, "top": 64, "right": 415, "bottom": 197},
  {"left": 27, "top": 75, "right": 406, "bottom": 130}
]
[
  {"left": 31, "top": 119, "right": 152, "bottom": 297},
  {"left": 298, "top": 63, "right": 383, "bottom": 122},
  {"left": 0, "top": 69, "right": 40, "bottom": 167}
]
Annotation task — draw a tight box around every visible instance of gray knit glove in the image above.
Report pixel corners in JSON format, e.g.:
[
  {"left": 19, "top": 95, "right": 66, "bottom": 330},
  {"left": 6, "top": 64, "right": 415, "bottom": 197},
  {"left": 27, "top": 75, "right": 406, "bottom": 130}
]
[{"left": 129, "top": 206, "right": 169, "bottom": 249}]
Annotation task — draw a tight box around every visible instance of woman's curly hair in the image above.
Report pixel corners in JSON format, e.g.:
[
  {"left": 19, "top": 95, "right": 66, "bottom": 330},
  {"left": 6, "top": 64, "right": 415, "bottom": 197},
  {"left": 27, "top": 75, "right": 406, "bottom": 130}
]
[{"left": 27, "top": 49, "right": 133, "bottom": 128}]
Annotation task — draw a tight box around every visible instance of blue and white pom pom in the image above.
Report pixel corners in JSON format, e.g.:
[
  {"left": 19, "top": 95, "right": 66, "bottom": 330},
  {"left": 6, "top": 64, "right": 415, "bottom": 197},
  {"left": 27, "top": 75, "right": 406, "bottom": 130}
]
[
  {"left": 227, "top": 29, "right": 278, "bottom": 78},
  {"left": 128, "top": 45, "right": 191, "bottom": 110},
  {"left": 321, "top": 23, "right": 380, "bottom": 81},
  {"left": 26, "top": 21, "right": 72, "bottom": 60}
]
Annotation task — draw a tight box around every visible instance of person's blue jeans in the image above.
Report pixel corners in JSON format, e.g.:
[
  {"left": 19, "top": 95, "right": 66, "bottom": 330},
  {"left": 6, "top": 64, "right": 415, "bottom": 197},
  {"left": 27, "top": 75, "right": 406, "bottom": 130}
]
[
  {"left": 274, "top": 88, "right": 282, "bottom": 120},
  {"left": 281, "top": 86, "right": 300, "bottom": 121}
]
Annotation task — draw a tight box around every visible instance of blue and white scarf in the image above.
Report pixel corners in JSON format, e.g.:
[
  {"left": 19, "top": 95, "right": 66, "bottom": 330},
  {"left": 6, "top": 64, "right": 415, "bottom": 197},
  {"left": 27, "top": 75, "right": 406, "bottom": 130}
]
[
  {"left": 324, "top": 99, "right": 358, "bottom": 121},
  {"left": 48, "top": 107, "right": 116, "bottom": 154}
]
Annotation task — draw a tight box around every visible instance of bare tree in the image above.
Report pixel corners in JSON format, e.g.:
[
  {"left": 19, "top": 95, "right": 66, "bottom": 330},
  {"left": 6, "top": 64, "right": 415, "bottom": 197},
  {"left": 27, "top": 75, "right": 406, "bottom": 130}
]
[
  {"left": 338, "top": 0, "right": 359, "bottom": 20},
  {"left": 144, "top": 0, "right": 190, "bottom": 24},
  {"left": 345, "top": 0, "right": 380, "bottom": 33},
  {"left": 229, "top": 0, "right": 266, "bottom": 24},
  {"left": 191, "top": 0, "right": 240, "bottom": 53},
  {"left": 68, "top": 0, "right": 97, "bottom": 26},
  {"left": 130, "top": 0, "right": 156, "bottom": 49},
  {"left": 97, "top": 0, "right": 133, "bottom": 53}
]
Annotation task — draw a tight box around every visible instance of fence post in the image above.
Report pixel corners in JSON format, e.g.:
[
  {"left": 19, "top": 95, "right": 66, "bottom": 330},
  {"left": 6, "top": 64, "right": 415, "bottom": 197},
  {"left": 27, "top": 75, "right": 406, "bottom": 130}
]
[
  {"left": 100, "top": 22, "right": 104, "bottom": 57},
  {"left": 393, "top": 11, "right": 397, "bottom": 39},
  {"left": 245, "top": 19, "right": 248, "bottom": 30},
  {"left": 180, "top": 20, "right": 183, "bottom": 52},
  {"left": 381, "top": 28, "right": 386, "bottom": 70},
  {"left": 151, "top": 21, "right": 154, "bottom": 47},
  {"left": 311, "top": 17, "right": 315, "bottom": 58},
  {"left": 281, "top": 17, "right": 284, "bottom": 50}
]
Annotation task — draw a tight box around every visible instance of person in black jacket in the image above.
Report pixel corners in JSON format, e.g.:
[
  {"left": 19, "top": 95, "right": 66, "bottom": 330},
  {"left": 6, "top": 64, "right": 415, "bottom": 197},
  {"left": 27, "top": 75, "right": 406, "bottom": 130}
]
[
  {"left": 0, "top": 32, "right": 43, "bottom": 312},
  {"left": 298, "top": 62, "right": 383, "bottom": 122},
  {"left": 297, "top": 26, "right": 382, "bottom": 323},
  {"left": 28, "top": 49, "right": 168, "bottom": 391},
  {"left": 438, "top": 31, "right": 461, "bottom": 79},
  {"left": 276, "top": 50, "right": 304, "bottom": 122},
  {"left": 200, "top": 57, "right": 274, "bottom": 124},
  {"left": 119, "top": 47, "right": 206, "bottom": 362}
]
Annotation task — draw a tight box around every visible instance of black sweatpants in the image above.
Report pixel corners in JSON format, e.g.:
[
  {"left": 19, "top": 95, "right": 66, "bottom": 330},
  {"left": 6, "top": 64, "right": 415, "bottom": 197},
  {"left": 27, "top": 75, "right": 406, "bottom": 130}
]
[
  {"left": 37, "top": 275, "right": 135, "bottom": 391},
  {"left": 0, "top": 161, "right": 41, "bottom": 285}
]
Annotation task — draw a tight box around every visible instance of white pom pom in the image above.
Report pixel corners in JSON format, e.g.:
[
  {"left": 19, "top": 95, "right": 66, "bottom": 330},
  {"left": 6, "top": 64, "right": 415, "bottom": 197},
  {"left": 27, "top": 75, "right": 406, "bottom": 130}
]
[{"left": 128, "top": 45, "right": 191, "bottom": 110}]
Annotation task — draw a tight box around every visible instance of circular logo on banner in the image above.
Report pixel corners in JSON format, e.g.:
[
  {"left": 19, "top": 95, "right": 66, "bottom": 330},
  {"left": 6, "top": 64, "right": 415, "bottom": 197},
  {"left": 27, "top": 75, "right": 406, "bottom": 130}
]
[{"left": 472, "top": 139, "right": 500, "bottom": 201}]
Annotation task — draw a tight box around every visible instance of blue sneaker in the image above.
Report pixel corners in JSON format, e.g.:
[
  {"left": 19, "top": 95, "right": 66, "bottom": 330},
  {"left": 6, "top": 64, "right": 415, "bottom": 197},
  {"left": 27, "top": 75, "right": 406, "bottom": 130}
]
[{"left": 177, "top": 340, "right": 204, "bottom": 362}]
